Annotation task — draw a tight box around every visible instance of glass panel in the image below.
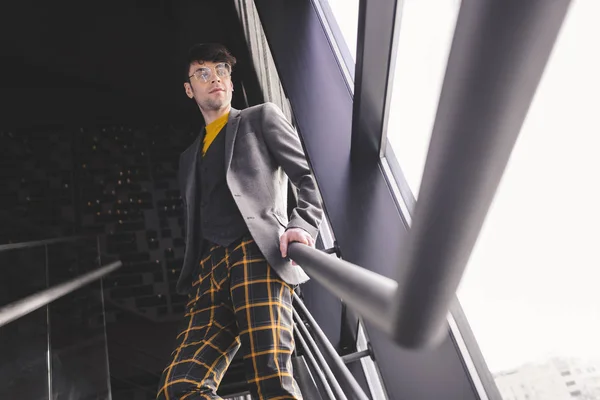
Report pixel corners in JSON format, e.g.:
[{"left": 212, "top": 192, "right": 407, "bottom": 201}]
[
  {"left": 321, "top": 0, "right": 360, "bottom": 63},
  {"left": 0, "top": 246, "right": 50, "bottom": 400},
  {"left": 385, "top": 0, "right": 461, "bottom": 197},
  {"left": 456, "top": 1, "right": 600, "bottom": 399},
  {"left": 48, "top": 237, "right": 111, "bottom": 399},
  {"left": 0, "top": 237, "right": 111, "bottom": 400}
]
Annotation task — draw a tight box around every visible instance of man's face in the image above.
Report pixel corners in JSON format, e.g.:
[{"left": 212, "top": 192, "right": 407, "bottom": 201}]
[{"left": 184, "top": 61, "right": 234, "bottom": 112}]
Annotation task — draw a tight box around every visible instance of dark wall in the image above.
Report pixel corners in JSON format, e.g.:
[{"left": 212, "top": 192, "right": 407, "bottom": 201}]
[{"left": 0, "top": 0, "right": 259, "bottom": 128}]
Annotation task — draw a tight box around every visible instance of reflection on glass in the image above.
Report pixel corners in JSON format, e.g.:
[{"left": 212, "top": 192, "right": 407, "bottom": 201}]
[
  {"left": 386, "top": 0, "right": 461, "bottom": 197},
  {"left": 455, "top": 1, "right": 600, "bottom": 399},
  {"left": 49, "top": 238, "right": 111, "bottom": 399},
  {"left": 0, "top": 238, "right": 111, "bottom": 399},
  {"left": 321, "top": 0, "right": 360, "bottom": 62},
  {"left": 0, "top": 247, "right": 49, "bottom": 399}
]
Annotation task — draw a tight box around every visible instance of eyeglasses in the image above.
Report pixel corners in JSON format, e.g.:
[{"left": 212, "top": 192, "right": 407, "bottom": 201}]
[{"left": 188, "top": 63, "right": 232, "bottom": 82}]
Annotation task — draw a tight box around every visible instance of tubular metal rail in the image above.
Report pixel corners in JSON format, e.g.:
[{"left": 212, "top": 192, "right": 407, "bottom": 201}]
[
  {"left": 0, "top": 235, "right": 122, "bottom": 329},
  {"left": 0, "top": 260, "right": 122, "bottom": 328},
  {"left": 293, "top": 293, "right": 370, "bottom": 400},
  {"left": 288, "top": 0, "right": 572, "bottom": 349}
]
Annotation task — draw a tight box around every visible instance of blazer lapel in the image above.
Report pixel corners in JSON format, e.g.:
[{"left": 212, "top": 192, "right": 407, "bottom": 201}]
[
  {"left": 224, "top": 108, "right": 241, "bottom": 174},
  {"left": 184, "top": 128, "right": 204, "bottom": 206}
]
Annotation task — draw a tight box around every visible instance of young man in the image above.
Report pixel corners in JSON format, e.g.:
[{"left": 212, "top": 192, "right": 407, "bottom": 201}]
[{"left": 156, "top": 43, "right": 323, "bottom": 399}]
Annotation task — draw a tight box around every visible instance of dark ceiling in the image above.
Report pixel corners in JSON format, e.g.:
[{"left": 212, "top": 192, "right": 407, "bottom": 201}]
[{"left": 0, "top": 0, "right": 257, "bottom": 128}]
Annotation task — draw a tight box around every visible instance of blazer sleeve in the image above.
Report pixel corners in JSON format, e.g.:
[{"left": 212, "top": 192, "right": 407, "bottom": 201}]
[{"left": 261, "top": 102, "right": 323, "bottom": 239}]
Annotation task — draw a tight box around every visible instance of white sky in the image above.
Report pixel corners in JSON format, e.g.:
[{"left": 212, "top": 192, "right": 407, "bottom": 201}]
[{"left": 326, "top": 0, "right": 600, "bottom": 373}]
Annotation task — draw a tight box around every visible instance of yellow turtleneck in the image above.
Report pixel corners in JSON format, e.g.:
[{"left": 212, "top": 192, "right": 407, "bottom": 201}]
[{"left": 202, "top": 112, "right": 229, "bottom": 156}]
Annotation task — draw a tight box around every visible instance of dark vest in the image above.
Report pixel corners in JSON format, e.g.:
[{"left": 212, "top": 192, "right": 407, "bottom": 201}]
[{"left": 198, "top": 125, "right": 249, "bottom": 247}]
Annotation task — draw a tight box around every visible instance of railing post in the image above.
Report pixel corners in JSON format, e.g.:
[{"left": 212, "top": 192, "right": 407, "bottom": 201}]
[{"left": 45, "top": 243, "right": 53, "bottom": 400}]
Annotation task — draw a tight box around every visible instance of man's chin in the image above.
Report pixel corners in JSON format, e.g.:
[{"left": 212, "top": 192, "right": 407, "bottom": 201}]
[{"left": 202, "top": 101, "right": 230, "bottom": 111}]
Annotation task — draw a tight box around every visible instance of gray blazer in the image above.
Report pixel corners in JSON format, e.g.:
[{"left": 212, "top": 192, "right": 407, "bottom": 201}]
[{"left": 177, "top": 102, "right": 323, "bottom": 294}]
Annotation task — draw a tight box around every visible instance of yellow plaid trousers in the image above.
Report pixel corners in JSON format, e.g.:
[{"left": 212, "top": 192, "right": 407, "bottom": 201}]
[{"left": 156, "top": 236, "right": 302, "bottom": 399}]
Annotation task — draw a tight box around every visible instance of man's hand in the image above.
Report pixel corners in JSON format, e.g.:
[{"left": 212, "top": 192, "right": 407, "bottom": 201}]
[{"left": 279, "top": 228, "right": 315, "bottom": 265}]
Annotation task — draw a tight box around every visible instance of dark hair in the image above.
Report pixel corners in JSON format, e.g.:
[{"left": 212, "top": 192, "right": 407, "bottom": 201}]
[{"left": 184, "top": 43, "right": 237, "bottom": 82}]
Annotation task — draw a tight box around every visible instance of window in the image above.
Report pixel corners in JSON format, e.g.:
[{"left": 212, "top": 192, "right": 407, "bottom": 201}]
[
  {"left": 319, "top": 0, "right": 360, "bottom": 68},
  {"left": 385, "top": 0, "right": 461, "bottom": 197},
  {"left": 566, "top": 381, "right": 576, "bottom": 386},
  {"left": 569, "top": 390, "right": 582, "bottom": 397},
  {"left": 381, "top": 0, "right": 600, "bottom": 399},
  {"left": 455, "top": 0, "right": 600, "bottom": 389}
]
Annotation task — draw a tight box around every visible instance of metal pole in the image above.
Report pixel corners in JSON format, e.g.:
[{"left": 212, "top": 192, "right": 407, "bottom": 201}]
[
  {"left": 391, "top": 0, "right": 573, "bottom": 347},
  {"left": 341, "top": 350, "right": 371, "bottom": 365},
  {"left": 0, "top": 261, "right": 122, "bottom": 328},
  {"left": 294, "top": 294, "right": 369, "bottom": 400},
  {"left": 293, "top": 321, "right": 337, "bottom": 400},
  {"left": 45, "top": 244, "right": 53, "bottom": 400},
  {"left": 293, "top": 313, "right": 345, "bottom": 400},
  {"left": 98, "top": 235, "right": 114, "bottom": 400},
  {"left": 0, "top": 234, "right": 96, "bottom": 253},
  {"left": 288, "top": 243, "right": 395, "bottom": 335}
]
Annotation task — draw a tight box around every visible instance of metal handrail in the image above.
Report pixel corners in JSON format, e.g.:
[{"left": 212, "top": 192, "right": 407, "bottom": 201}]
[
  {"left": 293, "top": 316, "right": 340, "bottom": 400},
  {"left": 294, "top": 323, "right": 335, "bottom": 400},
  {"left": 0, "top": 234, "right": 96, "bottom": 253},
  {"left": 288, "top": 243, "right": 396, "bottom": 335},
  {"left": 0, "top": 261, "right": 122, "bottom": 328},
  {"left": 288, "top": 1, "right": 571, "bottom": 349},
  {"left": 293, "top": 293, "right": 369, "bottom": 400}
]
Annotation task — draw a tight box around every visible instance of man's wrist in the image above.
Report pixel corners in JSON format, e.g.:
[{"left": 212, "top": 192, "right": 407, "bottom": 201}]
[{"left": 285, "top": 226, "right": 311, "bottom": 236}]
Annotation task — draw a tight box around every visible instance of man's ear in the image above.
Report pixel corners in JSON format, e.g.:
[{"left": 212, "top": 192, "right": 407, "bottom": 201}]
[
  {"left": 184, "top": 82, "right": 194, "bottom": 99},
  {"left": 230, "top": 81, "right": 234, "bottom": 92}
]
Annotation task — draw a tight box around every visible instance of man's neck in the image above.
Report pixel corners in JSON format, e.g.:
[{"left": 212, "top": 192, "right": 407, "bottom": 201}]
[{"left": 201, "top": 105, "right": 231, "bottom": 126}]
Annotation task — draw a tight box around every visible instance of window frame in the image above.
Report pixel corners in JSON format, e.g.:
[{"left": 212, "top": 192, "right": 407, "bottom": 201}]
[
  {"left": 252, "top": 0, "right": 571, "bottom": 398},
  {"left": 311, "top": 0, "right": 356, "bottom": 92},
  {"left": 316, "top": 0, "right": 504, "bottom": 397},
  {"left": 313, "top": 0, "right": 506, "bottom": 398},
  {"left": 378, "top": 1, "right": 572, "bottom": 399}
]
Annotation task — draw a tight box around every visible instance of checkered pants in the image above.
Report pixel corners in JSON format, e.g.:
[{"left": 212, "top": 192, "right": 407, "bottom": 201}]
[{"left": 156, "top": 236, "right": 302, "bottom": 400}]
